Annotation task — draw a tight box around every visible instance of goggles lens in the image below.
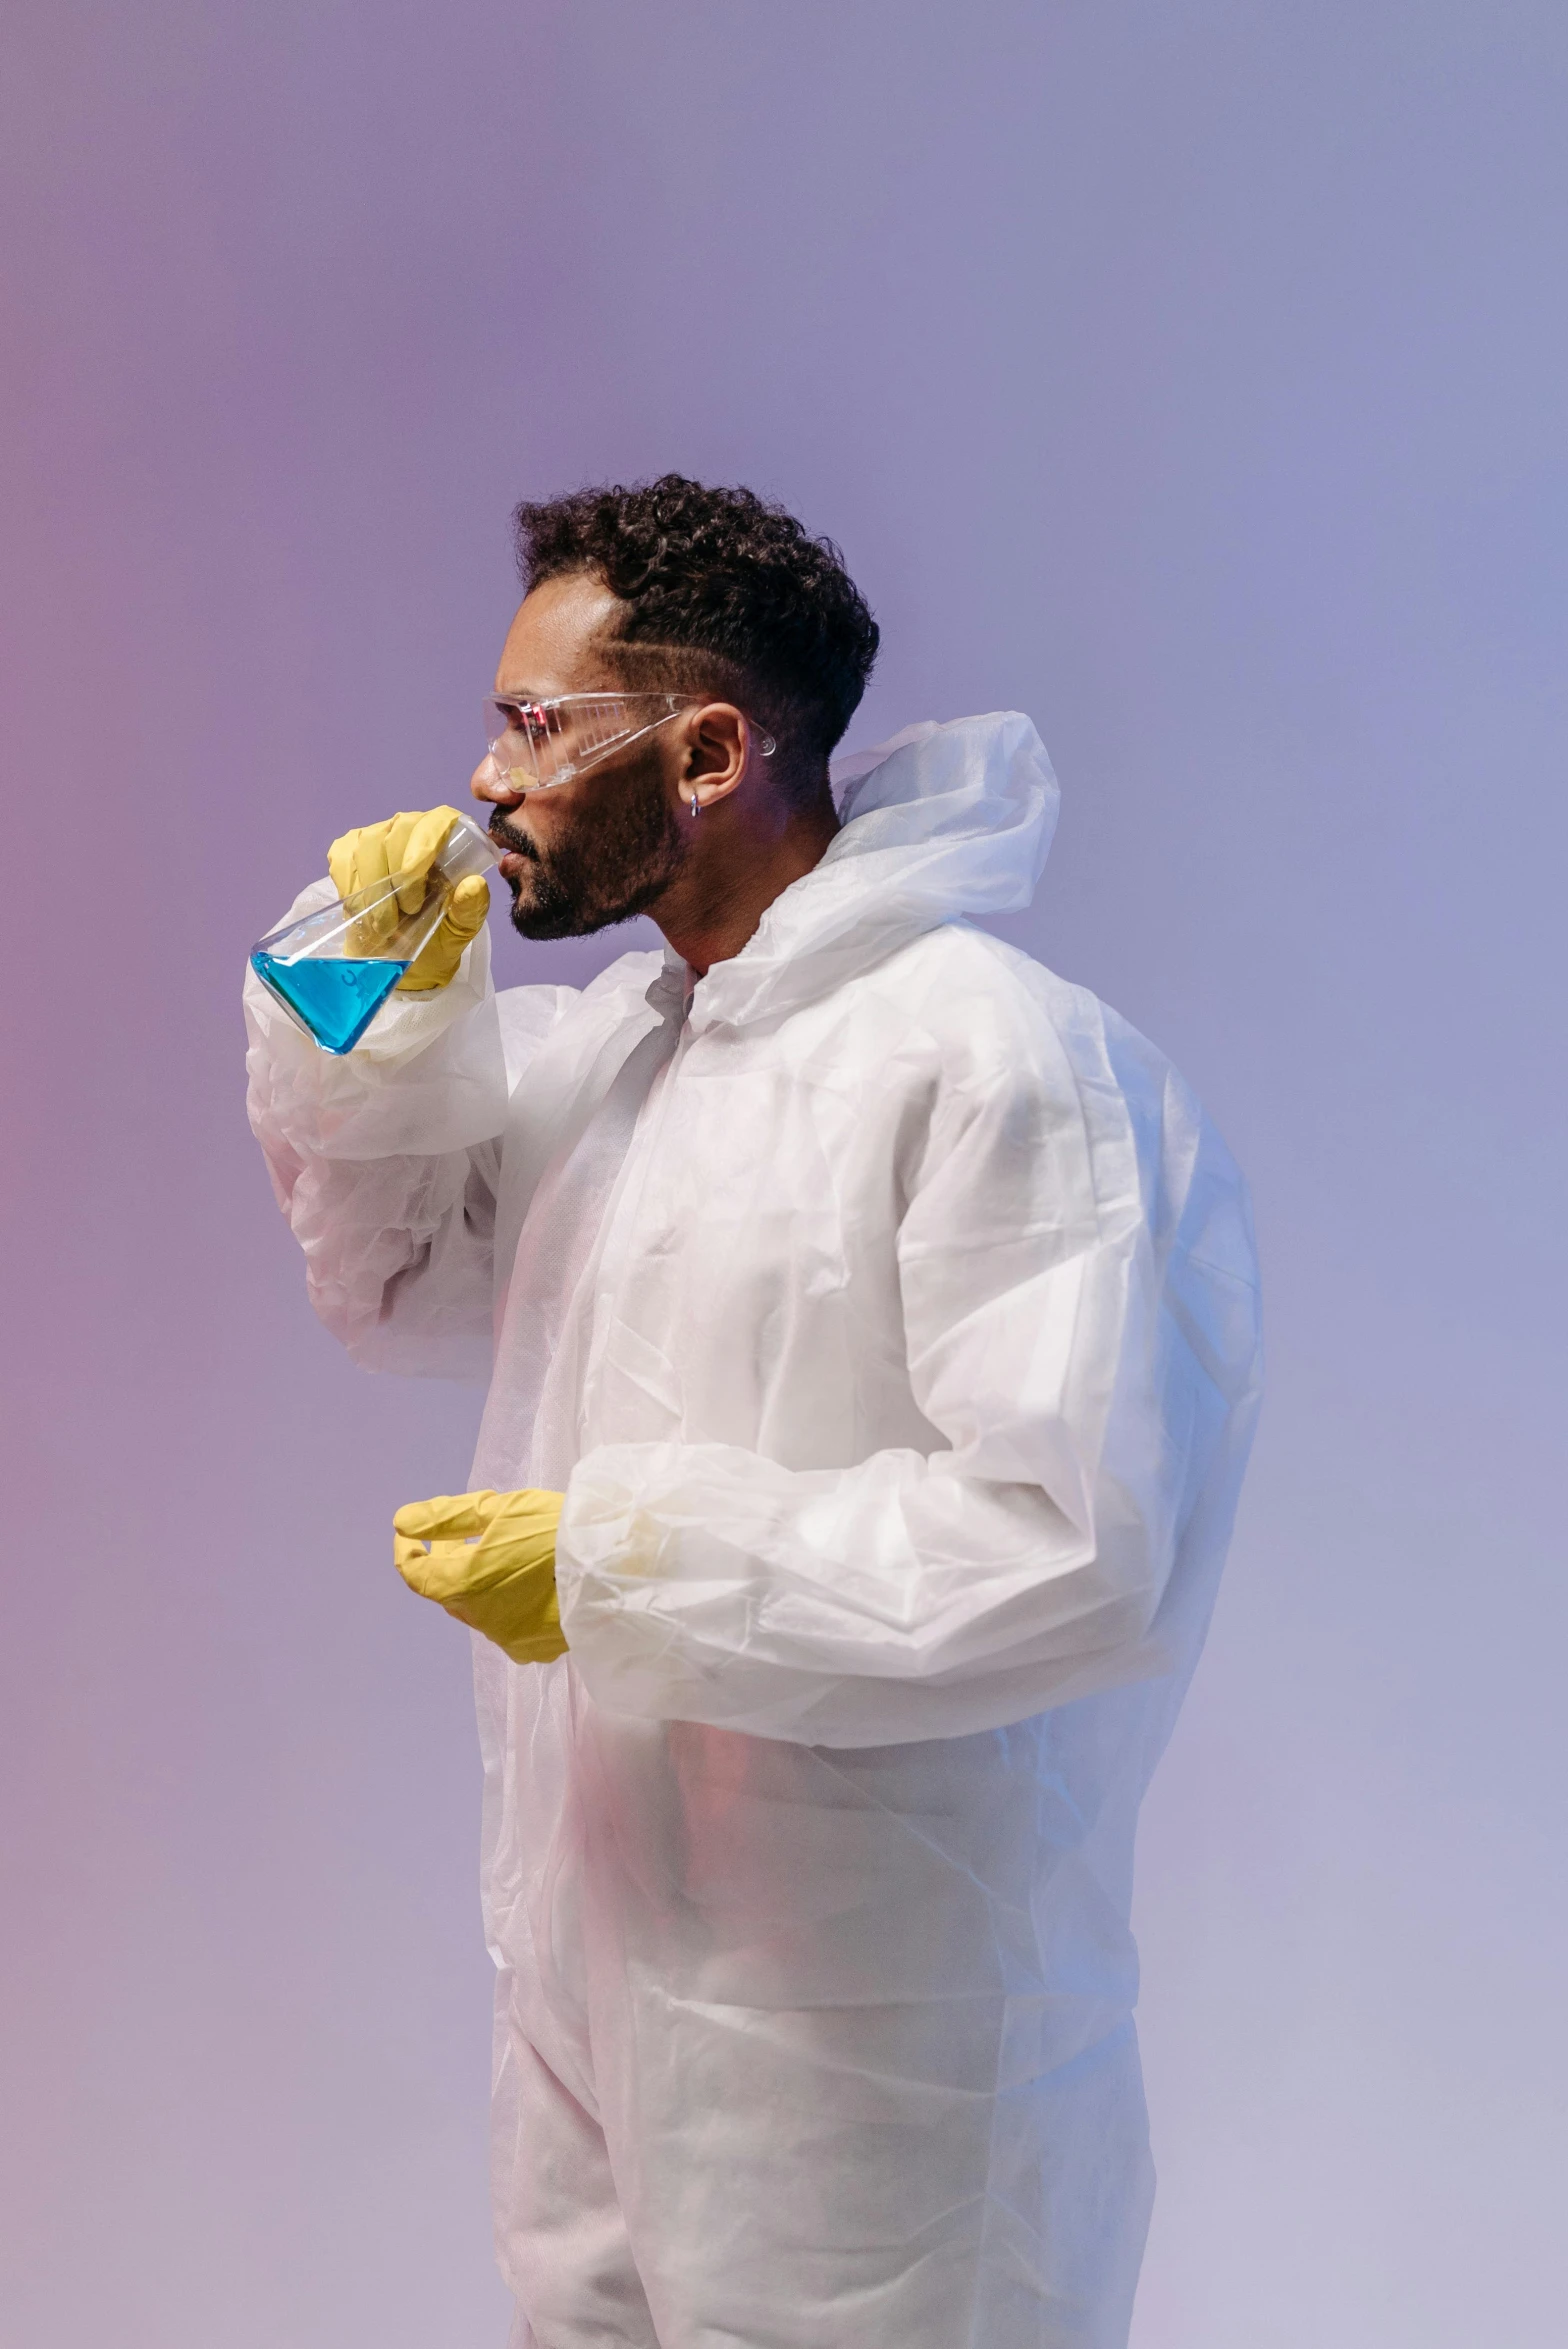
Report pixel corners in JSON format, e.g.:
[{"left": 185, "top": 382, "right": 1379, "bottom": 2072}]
[{"left": 482, "top": 693, "right": 690, "bottom": 792}]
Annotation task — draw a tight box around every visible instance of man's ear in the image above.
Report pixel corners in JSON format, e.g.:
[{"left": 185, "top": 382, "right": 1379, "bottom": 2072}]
[{"left": 682, "top": 702, "right": 750, "bottom": 808}]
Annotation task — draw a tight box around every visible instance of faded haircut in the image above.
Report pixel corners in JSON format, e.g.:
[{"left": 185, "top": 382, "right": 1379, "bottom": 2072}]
[{"left": 514, "top": 474, "right": 879, "bottom": 806}]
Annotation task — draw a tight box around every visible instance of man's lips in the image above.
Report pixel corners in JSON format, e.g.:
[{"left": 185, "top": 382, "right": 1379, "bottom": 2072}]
[{"left": 487, "top": 815, "right": 539, "bottom": 882}]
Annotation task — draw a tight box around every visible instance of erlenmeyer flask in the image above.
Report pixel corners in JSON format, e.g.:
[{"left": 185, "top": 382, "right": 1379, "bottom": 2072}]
[{"left": 250, "top": 814, "right": 501, "bottom": 1054}]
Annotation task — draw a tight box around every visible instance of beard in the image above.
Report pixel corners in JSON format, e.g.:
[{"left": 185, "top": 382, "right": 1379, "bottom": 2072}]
[{"left": 491, "top": 740, "right": 688, "bottom": 941}]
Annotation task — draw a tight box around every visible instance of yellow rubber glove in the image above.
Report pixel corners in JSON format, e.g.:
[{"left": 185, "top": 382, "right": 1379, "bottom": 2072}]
[
  {"left": 393, "top": 1488, "right": 568, "bottom": 1663},
  {"left": 327, "top": 805, "right": 490, "bottom": 989}
]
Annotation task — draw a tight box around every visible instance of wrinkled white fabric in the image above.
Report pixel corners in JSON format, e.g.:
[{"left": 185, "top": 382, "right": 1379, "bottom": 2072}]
[{"left": 245, "top": 713, "right": 1262, "bottom": 2349}]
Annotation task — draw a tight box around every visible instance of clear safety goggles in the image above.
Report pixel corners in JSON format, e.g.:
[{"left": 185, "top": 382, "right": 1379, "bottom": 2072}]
[
  {"left": 482, "top": 690, "right": 777, "bottom": 793},
  {"left": 482, "top": 691, "right": 698, "bottom": 794}
]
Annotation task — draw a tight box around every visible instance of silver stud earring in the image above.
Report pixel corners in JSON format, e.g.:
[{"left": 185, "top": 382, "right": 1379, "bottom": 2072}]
[{"left": 690, "top": 790, "right": 700, "bottom": 818}]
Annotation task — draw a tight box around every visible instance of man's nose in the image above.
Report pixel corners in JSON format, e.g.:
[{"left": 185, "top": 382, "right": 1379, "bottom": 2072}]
[{"left": 470, "top": 755, "right": 522, "bottom": 808}]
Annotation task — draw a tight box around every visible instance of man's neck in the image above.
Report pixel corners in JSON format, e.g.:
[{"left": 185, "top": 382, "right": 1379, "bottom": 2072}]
[{"left": 654, "top": 800, "right": 840, "bottom": 978}]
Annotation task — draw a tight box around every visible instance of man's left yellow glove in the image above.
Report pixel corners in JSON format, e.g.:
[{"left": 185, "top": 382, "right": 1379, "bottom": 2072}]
[
  {"left": 393, "top": 1487, "right": 568, "bottom": 1664},
  {"left": 327, "top": 806, "right": 490, "bottom": 990}
]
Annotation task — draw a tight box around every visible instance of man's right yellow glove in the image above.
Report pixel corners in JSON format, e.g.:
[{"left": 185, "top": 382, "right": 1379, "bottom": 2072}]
[
  {"left": 328, "top": 805, "right": 490, "bottom": 989},
  {"left": 393, "top": 1487, "right": 568, "bottom": 1664}
]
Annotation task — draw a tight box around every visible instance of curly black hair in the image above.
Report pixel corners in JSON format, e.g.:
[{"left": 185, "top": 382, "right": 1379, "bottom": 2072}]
[{"left": 513, "top": 475, "right": 879, "bottom": 803}]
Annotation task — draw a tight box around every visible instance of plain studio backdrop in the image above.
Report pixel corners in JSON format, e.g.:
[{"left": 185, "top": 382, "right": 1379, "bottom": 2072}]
[{"left": 3, "top": 4, "right": 1564, "bottom": 2342}]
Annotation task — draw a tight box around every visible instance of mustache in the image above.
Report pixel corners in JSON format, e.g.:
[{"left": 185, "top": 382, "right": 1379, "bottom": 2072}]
[{"left": 488, "top": 808, "right": 540, "bottom": 861}]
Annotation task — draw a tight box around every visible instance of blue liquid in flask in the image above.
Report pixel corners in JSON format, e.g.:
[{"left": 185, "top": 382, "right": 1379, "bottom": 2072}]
[{"left": 251, "top": 951, "right": 408, "bottom": 1054}]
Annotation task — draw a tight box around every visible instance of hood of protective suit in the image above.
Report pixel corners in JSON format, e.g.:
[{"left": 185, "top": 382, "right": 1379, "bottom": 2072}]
[{"left": 687, "top": 711, "right": 1059, "bottom": 1032}]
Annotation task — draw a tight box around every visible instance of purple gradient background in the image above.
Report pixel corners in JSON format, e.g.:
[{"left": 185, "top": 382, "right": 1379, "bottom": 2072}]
[{"left": 3, "top": 4, "right": 1565, "bottom": 2341}]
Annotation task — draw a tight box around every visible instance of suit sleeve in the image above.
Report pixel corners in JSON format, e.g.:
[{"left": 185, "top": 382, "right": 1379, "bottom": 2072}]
[
  {"left": 244, "top": 878, "right": 572, "bottom": 1380},
  {"left": 554, "top": 1013, "right": 1261, "bottom": 1745}
]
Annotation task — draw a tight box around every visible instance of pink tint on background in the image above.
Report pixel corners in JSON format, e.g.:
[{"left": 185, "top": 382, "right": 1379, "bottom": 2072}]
[{"left": 2, "top": 4, "right": 1565, "bottom": 2343}]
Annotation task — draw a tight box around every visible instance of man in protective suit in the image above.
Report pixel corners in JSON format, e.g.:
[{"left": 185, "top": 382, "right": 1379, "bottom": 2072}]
[{"left": 246, "top": 475, "right": 1261, "bottom": 2349}]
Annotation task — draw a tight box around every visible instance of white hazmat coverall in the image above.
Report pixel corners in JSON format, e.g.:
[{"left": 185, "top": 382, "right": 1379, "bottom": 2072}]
[{"left": 246, "top": 714, "right": 1262, "bottom": 2349}]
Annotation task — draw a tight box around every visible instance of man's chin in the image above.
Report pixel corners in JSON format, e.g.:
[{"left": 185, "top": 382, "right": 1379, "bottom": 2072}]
[
  {"left": 507, "top": 886, "right": 621, "bottom": 942},
  {"left": 509, "top": 904, "right": 598, "bottom": 942},
  {"left": 507, "top": 870, "right": 675, "bottom": 942}
]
